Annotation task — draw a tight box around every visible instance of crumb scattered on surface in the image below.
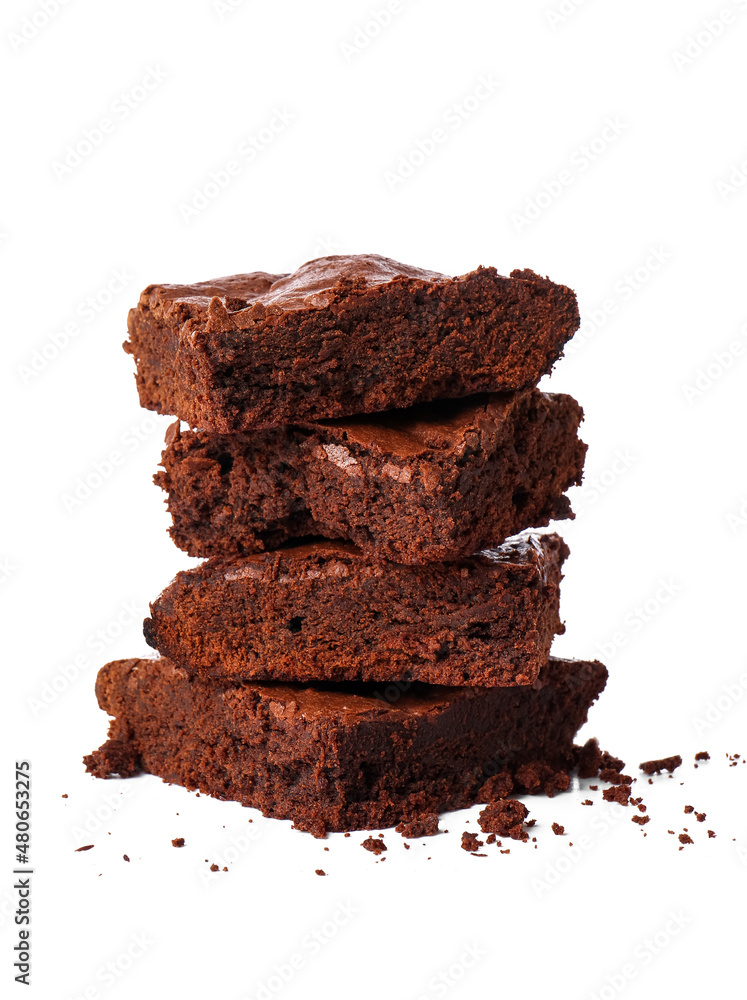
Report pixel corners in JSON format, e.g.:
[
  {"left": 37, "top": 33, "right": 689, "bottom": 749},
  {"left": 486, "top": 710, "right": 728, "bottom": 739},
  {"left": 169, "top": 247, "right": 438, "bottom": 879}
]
[
  {"left": 632, "top": 815, "right": 650, "bottom": 826},
  {"left": 123, "top": 854, "right": 130, "bottom": 862},
  {"left": 684, "top": 805, "right": 694, "bottom": 814},
  {"left": 603, "top": 784, "right": 631, "bottom": 805},
  {"left": 582, "top": 799, "right": 593, "bottom": 806},
  {"left": 209, "top": 863, "right": 219, "bottom": 872},
  {"left": 478, "top": 799, "right": 529, "bottom": 841},
  {"left": 461, "top": 832, "right": 484, "bottom": 853},
  {"left": 361, "top": 837, "right": 387, "bottom": 855},
  {"left": 678, "top": 833, "right": 693, "bottom": 846},
  {"left": 552, "top": 823, "right": 564, "bottom": 836},
  {"left": 695, "top": 751, "right": 710, "bottom": 762},
  {"left": 171, "top": 838, "right": 185, "bottom": 848},
  {"left": 61, "top": 793, "right": 68, "bottom": 798},
  {"left": 708, "top": 830, "right": 716, "bottom": 838},
  {"left": 640, "top": 755, "right": 682, "bottom": 775},
  {"left": 76, "top": 845, "right": 94, "bottom": 852}
]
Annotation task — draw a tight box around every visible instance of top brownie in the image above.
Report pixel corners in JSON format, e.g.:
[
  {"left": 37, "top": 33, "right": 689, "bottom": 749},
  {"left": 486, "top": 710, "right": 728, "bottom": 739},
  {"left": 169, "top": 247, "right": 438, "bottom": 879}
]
[{"left": 125, "top": 254, "right": 579, "bottom": 431}]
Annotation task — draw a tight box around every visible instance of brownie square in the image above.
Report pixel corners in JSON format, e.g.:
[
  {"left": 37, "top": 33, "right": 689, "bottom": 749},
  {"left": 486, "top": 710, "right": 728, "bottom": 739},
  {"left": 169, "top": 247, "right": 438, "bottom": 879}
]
[
  {"left": 156, "top": 389, "right": 586, "bottom": 565},
  {"left": 84, "top": 655, "right": 608, "bottom": 836},
  {"left": 143, "top": 533, "right": 568, "bottom": 687},
  {"left": 125, "top": 254, "right": 580, "bottom": 431}
]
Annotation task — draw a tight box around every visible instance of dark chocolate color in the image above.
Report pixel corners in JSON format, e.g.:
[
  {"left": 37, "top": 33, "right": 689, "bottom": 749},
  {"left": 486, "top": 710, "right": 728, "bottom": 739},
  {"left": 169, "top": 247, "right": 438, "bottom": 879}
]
[
  {"left": 143, "top": 533, "right": 568, "bottom": 687},
  {"left": 125, "top": 254, "right": 580, "bottom": 431},
  {"left": 156, "top": 390, "right": 586, "bottom": 564},
  {"left": 83, "top": 655, "right": 607, "bottom": 836}
]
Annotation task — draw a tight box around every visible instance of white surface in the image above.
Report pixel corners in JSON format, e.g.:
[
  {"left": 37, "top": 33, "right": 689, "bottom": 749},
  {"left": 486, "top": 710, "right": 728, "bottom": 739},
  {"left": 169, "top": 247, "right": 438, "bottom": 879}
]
[{"left": 2, "top": 2, "right": 746, "bottom": 997}]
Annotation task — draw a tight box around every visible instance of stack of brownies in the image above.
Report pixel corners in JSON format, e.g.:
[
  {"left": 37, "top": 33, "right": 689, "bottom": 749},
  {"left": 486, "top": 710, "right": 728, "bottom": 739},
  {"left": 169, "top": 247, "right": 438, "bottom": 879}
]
[{"left": 85, "top": 254, "right": 608, "bottom": 837}]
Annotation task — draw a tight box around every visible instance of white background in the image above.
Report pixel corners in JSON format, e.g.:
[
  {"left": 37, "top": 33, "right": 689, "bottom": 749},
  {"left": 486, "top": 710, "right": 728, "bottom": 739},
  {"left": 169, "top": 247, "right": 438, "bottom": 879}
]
[{"left": 2, "top": 1, "right": 746, "bottom": 998}]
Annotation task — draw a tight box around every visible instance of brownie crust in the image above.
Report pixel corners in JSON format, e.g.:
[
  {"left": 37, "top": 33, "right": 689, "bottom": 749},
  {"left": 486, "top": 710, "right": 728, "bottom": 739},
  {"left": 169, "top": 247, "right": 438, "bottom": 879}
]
[
  {"left": 156, "top": 390, "right": 586, "bottom": 564},
  {"left": 125, "top": 254, "right": 580, "bottom": 431},
  {"left": 84, "top": 655, "right": 608, "bottom": 836},
  {"left": 143, "top": 533, "right": 568, "bottom": 687}
]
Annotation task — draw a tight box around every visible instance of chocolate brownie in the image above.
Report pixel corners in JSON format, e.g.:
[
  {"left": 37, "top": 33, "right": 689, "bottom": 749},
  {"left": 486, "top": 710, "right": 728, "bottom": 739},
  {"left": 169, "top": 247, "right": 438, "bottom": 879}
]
[
  {"left": 143, "top": 533, "right": 568, "bottom": 687},
  {"left": 83, "top": 655, "right": 607, "bottom": 836},
  {"left": 156, "top": 390, "right": 586, "bottom": 564},
  {"left": 125, "top": 255, "right": 580, "bottom": 431}
]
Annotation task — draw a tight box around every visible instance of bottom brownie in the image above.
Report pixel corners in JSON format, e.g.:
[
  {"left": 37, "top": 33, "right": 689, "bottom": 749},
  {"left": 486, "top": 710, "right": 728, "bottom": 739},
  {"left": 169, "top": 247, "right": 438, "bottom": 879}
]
[{"left": 84, "top": 655, "right": 607, "bottom": 836}]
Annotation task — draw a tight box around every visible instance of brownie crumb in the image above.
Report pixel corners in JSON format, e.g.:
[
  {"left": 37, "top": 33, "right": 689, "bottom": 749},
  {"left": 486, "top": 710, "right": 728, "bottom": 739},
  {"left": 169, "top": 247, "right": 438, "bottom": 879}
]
[
  {"left": 678, "top": 833, "right": 693, "bottom": 846},
  {"left": 526, "top": 819, "right": 537, "bottom": 828},
  {"left": 461, "top": 832, "right": 484, "bottom": 853},
  {"left": 478, "top": 799, "right": 529, "bottom": 841},
  {"left": 582, "top": 799, "right": 593, "bottom": 806},
  {"left": 83, "top": 738, "right": 140, "bottom": 779},
  {"left": 696, "top": 812, "right": 706, "bottom": 822},
  {"left": 486, "top": 834, "right": 497, "bottom": 845},
  {"left": 499, "top": 849, "right": 511, "bottom": 854},
  {"left": 361, "top": 837, "right": 387, "bottom": 855},
  {"left": 61, "top": 793, "right": 68, "bottom": 799},
  {"left": 684, "top": 805, "right": 694, "bottom": 814},
  {"left": 552, "top": 823, "right": 564, "bottom": 836},
  {"left": 600, "top": 751, "right": 625, "bottom": 772},
  {"left": 403, "top": 843, "right": 410, "bottom": 850},
  {"left": 589, "top": 784, "right": 598, "bottom": 790},
  {"left": 640, "top": 755, "right": 682, "bottom": 775},
  {"left": 123, "top": 854, "right": 130, "bottom": 862},
  {"left": 695, "top": 751, "right": 710, "bottom": 762},
  {"left": 209, "top": 863, "right": 219, "bottom": 872},
  {"left": 222, "top": 867, "right": 228, "bottom": 872},
  {"left": 708, "top": 830, "right": 716, "bottom": 838},
  {"left": 76, "top": 845, "right": 94, "bottom": 852},
  {"left": 632, "top": 815, "right": 650, "bottom": 826},
  {"left": 171, "top": 838, "right": 185, "bottom": 848},
  {"left": 602, "top": 784, "right": 630, "bottom": 805},
  {"left": 396, "top": 814, "right": 440, "bottom": 838},
  {"left": 599, "top": 768, "right": 632, "bottom": 785},
  {"left": 315, "top": 869, "right": 326, "bottom": 876}
]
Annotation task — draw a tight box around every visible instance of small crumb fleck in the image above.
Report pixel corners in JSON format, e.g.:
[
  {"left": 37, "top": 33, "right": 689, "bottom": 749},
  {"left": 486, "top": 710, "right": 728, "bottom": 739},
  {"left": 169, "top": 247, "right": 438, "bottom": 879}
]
[
  {"left": 582, "top": 799, "right": 593, "bottom": 806},
  {"left": 171, "top": 838, "right": 185, "bottom": 848},
  {"left": 696, "top": 812, "right": 706, "bottom": 823},
  {"left": 123, "top": 854, "right": 130, "bottom": 862},
  {"left": 640, "top": 755, "right": 682, "bottom": 775},
  {"left": 461, "top": 832, "right": 483, "bottom": 853},
  {"left": 61, "top": 793, "right": 68, "bottom": 799},
  {"left": 632, "top": 815, "right": 650, "bottom": 826},
  {"left": 76, "top": 845, "right": 94, "bottom": 852},
  {"left": 678, "top": 834, "right": 693, "bottom": 846},
  {"left": 209, "top": 864, "right": 219, "bottom": 872},
  {"left": 708, "top": 830, "right": 716, "bottom": 838},
  {"left": 684, "top": 805, "right": 694, "bottom": 814},
  {"left": 551, "top": 823, "right": 564, "bottom": 836}
]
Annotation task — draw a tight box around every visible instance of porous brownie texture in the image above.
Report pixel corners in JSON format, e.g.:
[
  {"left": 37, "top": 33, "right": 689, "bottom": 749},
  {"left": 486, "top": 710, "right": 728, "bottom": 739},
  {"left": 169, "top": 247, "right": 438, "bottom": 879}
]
[
  {"left": 156, "top": 389, "right": 586, "bottom": 564},
  {"left": 83, "top": 655, "right": 607, "bottom": 837},
  {"left": 143, "top": 533, "right": 568, "bottom": 687},
  {"left": 124, "top": 254, "right": 580, "bottom": 431}
]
